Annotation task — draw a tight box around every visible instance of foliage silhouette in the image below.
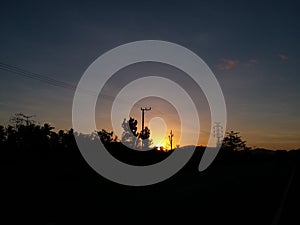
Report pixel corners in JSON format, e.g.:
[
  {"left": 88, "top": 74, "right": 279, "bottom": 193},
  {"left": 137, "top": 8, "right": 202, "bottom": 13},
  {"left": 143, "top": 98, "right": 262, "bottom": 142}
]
[
  {"left": 97, "top": 129, "right": 115, "bottom": 145},
  {"left": 121, "top": 117, "right": 152, "bottom": 150},
  {"left": 222, "top": 130, "right": 250, "bottom": 151},
  {"left": 139, "top": 126, "right": 152, "bottom": 150},
  {"left": 121, "top": 117, "right": 140, "bottom": 149},
  {"left": 1, "top": 113, "right": 300, "bottom": 225}
]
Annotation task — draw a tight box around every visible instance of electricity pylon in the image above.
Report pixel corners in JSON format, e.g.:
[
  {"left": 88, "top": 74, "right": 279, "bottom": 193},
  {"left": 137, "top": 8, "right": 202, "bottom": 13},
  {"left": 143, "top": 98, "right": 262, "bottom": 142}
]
[{"left": 213, "top": 122, "right": 223, "bottom": 147}]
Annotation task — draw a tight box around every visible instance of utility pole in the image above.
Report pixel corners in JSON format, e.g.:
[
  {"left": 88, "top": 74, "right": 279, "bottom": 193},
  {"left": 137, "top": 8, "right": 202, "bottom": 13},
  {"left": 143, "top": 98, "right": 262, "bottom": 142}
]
[
  {"left": 213, "top": 122, "right": 223, "bottom": 147},
  {"left": 140, "top": 107, "right": 151, "bottom": 150},
  {"left": 168, "top": 130, "right": 174, "bottom": 151}
]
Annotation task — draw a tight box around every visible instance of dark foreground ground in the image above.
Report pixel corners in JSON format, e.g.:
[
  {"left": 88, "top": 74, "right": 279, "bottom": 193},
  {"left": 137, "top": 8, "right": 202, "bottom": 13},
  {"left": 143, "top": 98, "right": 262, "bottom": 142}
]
[{"left": 1, "top": 147, "right": 300, "bottom": 225}]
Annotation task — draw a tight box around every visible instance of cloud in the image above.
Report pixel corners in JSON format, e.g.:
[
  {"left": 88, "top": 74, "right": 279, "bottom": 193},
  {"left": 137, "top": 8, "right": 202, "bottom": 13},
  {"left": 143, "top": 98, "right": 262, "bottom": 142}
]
[
  {"left": 244, "top": 59, "right": 258, "bottom": 66},
  {"left": 248, "top": 59, "right": 257, "bottom": 64},
  {"left": 217, "top": 59, "right": 239, "bottom": 70},
  {"left": 279, "top": 54, "right": 288, "bottom": 60}
]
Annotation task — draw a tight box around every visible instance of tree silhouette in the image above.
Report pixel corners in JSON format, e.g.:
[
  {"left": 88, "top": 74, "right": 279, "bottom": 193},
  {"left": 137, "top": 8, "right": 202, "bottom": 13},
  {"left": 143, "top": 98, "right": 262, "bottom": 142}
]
[
  {"left": 139, "top": 126, "right": 152, "bottom": 150},
  {"left": 98, "top": 129, "right": 115, "bottom": 145},
  {"left": 58, "top": 130, "right": 65, "bottom": 145},
  {"left": 222, "top": 131, "right": 250, "bottom": 151},
  {"left": 121, "top": 117, "right": 152, "bottom": 150},
  {"left": 121, "top": 117, "right": 140, "bottom": 149},
  {"left": 9, "top": 113, "right": 35, "bottom": 127},
  {"left": 6, "top": 125, "right": 17, "bottom": 148},
  {"left": 128, "top": 117, "right": 139, "bottom": 137},
  {"left": 0, "top": 125, "right": 5, "bottom": 144},
  {"left": 139, "top": 126, "right": 150, "bottom": 139}
]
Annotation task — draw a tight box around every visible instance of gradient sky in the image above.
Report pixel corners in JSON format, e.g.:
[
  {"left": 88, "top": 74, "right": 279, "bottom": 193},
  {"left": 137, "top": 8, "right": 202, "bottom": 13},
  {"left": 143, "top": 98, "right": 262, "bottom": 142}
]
[{"left": 1, "top": 0, "right": 300, "bottom": 149}]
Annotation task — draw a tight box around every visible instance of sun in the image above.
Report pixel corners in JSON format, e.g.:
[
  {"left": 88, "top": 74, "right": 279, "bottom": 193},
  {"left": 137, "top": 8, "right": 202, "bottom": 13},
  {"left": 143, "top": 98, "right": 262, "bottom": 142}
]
[
  {"left": 153, "top": 139, "right": 166, "bottom": 150},
  {"left": 149, "top": 116, "right": 167, "bottom": 145},
  {"left": 153, "top": 138, "right": 172, "bottom": 152}
]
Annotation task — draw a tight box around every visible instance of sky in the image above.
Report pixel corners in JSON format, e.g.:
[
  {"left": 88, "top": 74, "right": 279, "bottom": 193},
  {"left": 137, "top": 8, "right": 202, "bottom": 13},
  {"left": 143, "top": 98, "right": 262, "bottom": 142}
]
[{"left": 0, "top": 0, "right": 300, "bottom": 149}]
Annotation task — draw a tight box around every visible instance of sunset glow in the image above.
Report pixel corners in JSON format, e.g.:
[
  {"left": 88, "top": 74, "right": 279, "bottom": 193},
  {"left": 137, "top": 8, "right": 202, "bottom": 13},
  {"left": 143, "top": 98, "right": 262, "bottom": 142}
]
[
  {"left": 148, "top": 117, "right": 167, "bottom": 147},
  {"left": 1, "top": 1, "right": 300, "bottom": 150},
  {"left": 2, "top": 1, "right": 300, "bottom": 223}
]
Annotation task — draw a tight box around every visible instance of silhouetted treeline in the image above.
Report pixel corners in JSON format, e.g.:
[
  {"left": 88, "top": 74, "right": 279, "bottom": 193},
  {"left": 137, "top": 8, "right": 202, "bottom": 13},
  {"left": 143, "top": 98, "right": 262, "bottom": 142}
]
[
  {"left": 1, "top": 117, "right": 300, "bottom": 225},
  {"left": 1, "top": 118, "right": 300, "bottom": 167}
]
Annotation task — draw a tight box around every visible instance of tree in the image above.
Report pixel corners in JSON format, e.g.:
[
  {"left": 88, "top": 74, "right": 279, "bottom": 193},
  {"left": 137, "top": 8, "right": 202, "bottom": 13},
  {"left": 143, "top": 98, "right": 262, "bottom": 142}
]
[
  {"left": 9, "top": 113, "right": 35, "bottom": 127},
  {"left": 139, "top": 126, "right": 150, "bottom": 140},
  {"left": 0, "top": 125, "right": 6, "bottom": 146},
  {"left": 6, "top": 125, "right": 17, "bottom": 147},
  {"left": 121, "top": 117, "right": 140, "bottom": 149},
  {"left": 128, "top": 117, "right": 139, "bottom": 137},
  {"left": 139, "top": 126, "right": 152, "bottom": 150},
  {"left": 222, "top": 131, "right": 250, "bottom": 151},
  {"left": 121, "top": 117, "right": 152, "bottom": 150},
  {"left": 41, "top": 123, "right": 54, "bottom": 137},
  {"left": 98, "top": 129, "right": 114, "bottom": 145},
  {"left": 64, "top": 128, "right": 76, "bottom": 149}
]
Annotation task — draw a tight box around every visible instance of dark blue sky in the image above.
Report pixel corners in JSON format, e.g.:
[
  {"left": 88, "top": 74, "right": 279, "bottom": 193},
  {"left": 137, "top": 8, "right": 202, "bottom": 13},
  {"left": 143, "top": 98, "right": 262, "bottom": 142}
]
[{"left": 1, "top": 0, "right": 300, "bottom": 149}]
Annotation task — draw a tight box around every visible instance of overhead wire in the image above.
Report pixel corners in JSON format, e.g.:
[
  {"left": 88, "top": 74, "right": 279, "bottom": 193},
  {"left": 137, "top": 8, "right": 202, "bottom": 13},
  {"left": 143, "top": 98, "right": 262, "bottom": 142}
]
[{"left": 0, "top": 62, "right": 152, "bottom": 111}]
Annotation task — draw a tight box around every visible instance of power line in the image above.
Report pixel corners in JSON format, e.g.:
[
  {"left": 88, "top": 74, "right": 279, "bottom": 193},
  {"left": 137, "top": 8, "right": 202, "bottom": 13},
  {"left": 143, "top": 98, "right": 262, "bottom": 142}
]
[
  {"left": 0, "top": 62, "right": 146, "bottom": 106},
  {"left": 0, "top": 62, "right": 166, "bottom": 117},
  {"left": 0, "top": 62, "right": 104, "bottom": 97},
  {"left": 0, "top": 62, "right": 78, "bottom": 91}
]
